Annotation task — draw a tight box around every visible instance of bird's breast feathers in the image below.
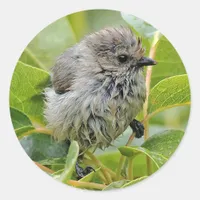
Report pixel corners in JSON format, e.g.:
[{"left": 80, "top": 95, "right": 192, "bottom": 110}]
[{"left": 44, "top": 73, "right": 146, "bottom": 151}]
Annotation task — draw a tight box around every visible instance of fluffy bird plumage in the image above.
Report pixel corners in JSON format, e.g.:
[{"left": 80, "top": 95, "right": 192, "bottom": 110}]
[{"left": 44, "top": 27, "right": 148, "bottom": 153}]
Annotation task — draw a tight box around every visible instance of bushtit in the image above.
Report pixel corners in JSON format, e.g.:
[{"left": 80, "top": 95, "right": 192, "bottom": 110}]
[{"left": 44, "top": 27, "right": 156, "bottom": 177}]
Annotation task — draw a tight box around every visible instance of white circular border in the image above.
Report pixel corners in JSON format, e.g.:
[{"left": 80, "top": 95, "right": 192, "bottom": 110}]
[{"left": 1, "top": 0, "right": 200, "bottom": 199}]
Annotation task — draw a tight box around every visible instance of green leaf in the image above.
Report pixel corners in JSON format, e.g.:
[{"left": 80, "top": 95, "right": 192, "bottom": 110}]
[
  {"left": 10, "top": 61, "right": 50, "bottom": 124},
  {"left": 15, "top": 126, "right": 35, "bottom": 138},
  {"left": 19, "top": 17, "right": 77, "bottom": 70},
  {"left": 122, "top": 176, "right": 148, "bottom": 188},
  {"left": 149, "top": 152, "right": 168, "bottom": 167},
  {"left": 38, "top": 158, "right": 66, "bottom": 166},
  {"left": 148, "top": 74, "right": 190, "bottom": 117},
  {"left": 10, "top": 107, "right": 35, "bottom": 137},
  {"left": 20, "top": 133, "right": 69, "bottom": 161},
  {"left": 142, "top": 130, "right": 184, "bottom": 158},
  {"left": 151, "top": 36, "right": 186, "bottom": 87},
  {"left": 51, "top": 169, "right": 65, "bottom": 179},
  {"left": 121, "top": 12, "right": 162, "bottom": 46},
  {"left": 103, "top": 180, "right": 129, "bottom": 190},
  {"left": 10, "top": 107, "right": 33, "bottom": 129},
  {"left": 58, "top": 141, "right": 79, "bottom": 183},
  {"left": 118, "top": 146, "right": 168, "bottom": 169}
]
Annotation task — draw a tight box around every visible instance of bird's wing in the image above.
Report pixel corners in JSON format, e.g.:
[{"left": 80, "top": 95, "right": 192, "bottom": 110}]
[{"left": 51, "top": 48, "right": 78, "bottom": 94}]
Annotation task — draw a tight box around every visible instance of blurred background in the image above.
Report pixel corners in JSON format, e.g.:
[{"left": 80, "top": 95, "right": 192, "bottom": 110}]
[{"left": 18, "top": 9, "right": 190, "bottom": 153}]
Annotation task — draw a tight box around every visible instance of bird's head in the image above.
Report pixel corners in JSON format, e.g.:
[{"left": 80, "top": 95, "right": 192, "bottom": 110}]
[{"left": 84, "top": 27, "right": 157, "bottom": 77}]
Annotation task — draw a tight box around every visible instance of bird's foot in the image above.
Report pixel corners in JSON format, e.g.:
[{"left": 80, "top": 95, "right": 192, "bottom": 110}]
[
  {"left": 75, "top": 162, "right": 95, "bottom": 180},
  {"left": 129, "top": 119, "right": 144, "bottom": 138}
]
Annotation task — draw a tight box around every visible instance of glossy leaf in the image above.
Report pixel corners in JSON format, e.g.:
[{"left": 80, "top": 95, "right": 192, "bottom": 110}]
[
  {"left": 58, "top": 141, "right": 79, "bottom": 183},
  {"left": 15, "top": 126, "right": 35, "bottom": 138},
  {"left": 151, "top": 36, "right": 186, "bottom": 87},
  {"left": 10, "top": 107, "right": 35, "bottom": 137},
  {"left": 148, "top": 74, "right": 190, "bottom": 117},
  {"left": 118, "top": 146, "right": 168, "bottom": 169},
  {"left": 142, "top": 130, "right": 184, "bottom": 158},
  {"left": 20, "top": 133, "right": 69, "bottom": 161},
  {"left": 149, "top": 152, "right": 168, "bottom": 167},
  {"left": 10, "top": 61, "right": 50, "bottom": 124},
  {"left": 51, "top": 169, "right": 65, "bottom": 179},
  {"left": 38, "top": 158, "right": 66, "bottom": 166},
  {"left": 10, "top": 107, "right": 33, "bottom": 128}
]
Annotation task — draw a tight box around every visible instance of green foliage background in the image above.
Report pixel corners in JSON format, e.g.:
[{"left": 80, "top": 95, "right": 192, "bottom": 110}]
[{"left": 9, "top": 10, "right": 190, "bottom": 190}]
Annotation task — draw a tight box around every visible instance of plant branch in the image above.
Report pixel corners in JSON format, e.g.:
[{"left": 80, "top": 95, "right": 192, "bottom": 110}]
[
  {"left": 83, "top": 157, "right": 117, "bottom": 180},
  {"left": 143, "top": 32, "right": 160, "bottom": 175},
  {"left": 126, "top": 132, "right": 135, "bottom": 146},
  {"left": 67, "top": 180, "right": 106, "bottom": 190},
  {"left": 143, "top": 31, "right": 160, "bottom": 140},
  {"left": 116, "top": 133, "right": 136, "bottom": 180},
  {"left": 19, "top": 127, "right": 52, "bottom": 139},
  {"left": 82, "top": 158, "right": 107, "bottom": 183},
  {"left": 85, "top": 151, "right": 112, "bottom": 184},
  {"left": 116, "top": 156, "right": 126, "bottom": 180},
  {"left": 116, "top": 132, "right": 135, "bottom": 180},
  {"left": 34, "top": 162, "right": 55, "bottom": 174},
  {"left": 96, "top": 171, "right": 107, "bottom": 183},
  {"left": 127, "top": 157, "right": 134, "bottom": 180}
]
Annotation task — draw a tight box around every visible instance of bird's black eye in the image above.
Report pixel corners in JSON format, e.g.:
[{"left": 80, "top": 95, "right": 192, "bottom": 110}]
[{"left": 118, "top": 55, "right": 128, "bottom": 63}]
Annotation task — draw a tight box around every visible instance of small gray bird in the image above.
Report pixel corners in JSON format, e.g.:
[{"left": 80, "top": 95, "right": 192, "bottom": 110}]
[{"left": 44, "top": 27, "right": 156, "bottom": 177}]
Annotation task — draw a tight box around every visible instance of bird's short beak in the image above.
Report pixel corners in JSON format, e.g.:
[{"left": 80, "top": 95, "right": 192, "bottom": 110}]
[{"left": 137, "top": 57, "right": 157, "bottom": 67}]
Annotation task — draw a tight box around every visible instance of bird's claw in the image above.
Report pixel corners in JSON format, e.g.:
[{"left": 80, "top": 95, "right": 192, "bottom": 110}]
[
  {"left": 129, "top": 119, "right": 144, "bottom": 138},
  {"left": 75, "top": 162, "right": 95, "bottom": 180}
]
